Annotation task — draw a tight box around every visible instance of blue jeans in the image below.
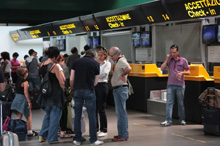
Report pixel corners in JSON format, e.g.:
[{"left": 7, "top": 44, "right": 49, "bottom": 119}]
[
  {"left": 74, "top": 89, "right": 97, "bottom": 143},
  {"left": 40, "top": 106, "right": 62, "bottom": 142},
  {"left": 113, "top": 86, "right": 129, "bottom": 138},
  {"left": 28, "top": 75, "right": 41, "bottom": 90},
  {"left": 166, "top": 85, "right": 185, "bottom": 124}
]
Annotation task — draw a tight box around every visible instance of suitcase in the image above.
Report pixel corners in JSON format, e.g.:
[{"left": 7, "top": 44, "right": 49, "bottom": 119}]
[
  {"left": 203, "top": 107, "right": 220, "bottom": 136},
  {"left": 0, "top": 101, "right": 19, "bottom": 146}
]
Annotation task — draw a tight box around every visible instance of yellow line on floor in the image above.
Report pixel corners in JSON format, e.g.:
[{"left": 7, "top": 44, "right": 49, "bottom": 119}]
[
  {"left": 171, "top": 133, "right": 207, "bottom": 144},
  {"left": 133, "top": 123, "right": 148, "bottom": 127}
]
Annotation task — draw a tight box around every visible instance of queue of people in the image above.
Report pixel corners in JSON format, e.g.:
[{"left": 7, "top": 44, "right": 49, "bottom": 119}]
[{"left": 0, "top": 43, "right": 190, "bottom": 145}]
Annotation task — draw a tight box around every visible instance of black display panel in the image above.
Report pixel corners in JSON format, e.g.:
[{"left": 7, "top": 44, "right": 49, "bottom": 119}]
[
  {"left": 202, "top": 25, "right": 217, "bottom": 44},
  {"left": 141, "top": 1, "right": 172, "bottom": 23},
  {"left": 94, "top": 5, "right": 146, "bottom": 30},
  {"left": 17, "top": 30, "right": 28, "bottom": 40},
  {"left": 9, "top": 30, "right": 22, "bottom": 42},
  {"left": 132, "top": 32, "right": 140, "bottom": 47},
  {"left": 80, "top": 14, "right": 100, "bottom": 31},
  {"left": 88, "top": 37, "right": 93, "bottom": 48},
  {"left": 141, "top": 31, "right": 151, "bottom": 47},
  {"left": 52, "top": 17, "right": 85, "bottom": 35},
  {"left": 218, "top": 25, "right": 220, "bottom": 43},
  {"left": 22, "top": 25, "right": 49, "bottom": 39},
  {"left": 161, "top": 0, "right": 220, "bottom": 21},
  {"left": 43, "top": 23, "right": 57, "bottom": 36}
]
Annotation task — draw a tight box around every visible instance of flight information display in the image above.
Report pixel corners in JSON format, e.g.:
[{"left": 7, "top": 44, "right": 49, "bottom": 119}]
[
  {"left": 42, "top": 23, "right": 57, "bottom": 36},
  {"left": 9, "top": 31, "right": 22, "bottom": 42},
  {"left": 52, "top": 17, "right": 85, "bottom": 35},
  {"left": 141, "top": 1, "right": 172, "bottom": 23},
  {"left": 80, "top": 14, "right": 100, "bottom": 31},
  {"left": 94, "top": 5, "right": 146, "bottom": 30},
  {"left": 17, "top": 30, "right": 28, "bottom": 40},
  {"left": 22, "top": 26, "right": 49, "bottom": 39},
  {"left": 162, "top": 0, "right": 220, "bottom": 20}
]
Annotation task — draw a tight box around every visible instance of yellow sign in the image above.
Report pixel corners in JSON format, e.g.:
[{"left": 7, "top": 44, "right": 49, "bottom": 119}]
[{"left": 106, "top": 14, "right": 131, "bottom": 28}]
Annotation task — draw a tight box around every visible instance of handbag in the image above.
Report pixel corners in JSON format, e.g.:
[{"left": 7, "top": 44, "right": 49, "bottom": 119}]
[
  {"left": 9, "top": 119, "right": 27, "bottom": 133},
  {"left": 2, "top": 116, "right": 10, "bottom": 131}
]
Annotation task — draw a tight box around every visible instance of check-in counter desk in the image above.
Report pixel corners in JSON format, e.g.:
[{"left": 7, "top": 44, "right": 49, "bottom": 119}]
[
  {"left": 213, "top": 66, "right": 220, "bottom": 89},
  {"left": 183, "top": 65, "right": 214, "bottom": 123},
  {"left": 107, "top": 64, "right": 168, "bottom": 112}
]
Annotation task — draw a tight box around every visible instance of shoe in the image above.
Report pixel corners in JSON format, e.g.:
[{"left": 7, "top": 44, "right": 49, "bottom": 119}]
[
  {"left": 73, "top": 140, "right": 81, "bottom": 145},
  {"left": 90, "top": 140, "right": 104, "bottom": 145},
  {"left": 114, "top": 135, "right": 129, "bottom": 138},
  {"left": 98, "top": 132, "right": 107, "bottom": 137},
  {"left": 48, "top": 141, "right": 59, "bottom": 144},
  {"left": 180, "top": 120, "right": 186, "bottom": 125},
  {"left": 160, "top": 121, "right": 172, "bottom": 126},
  {"left": 27, "top": 131, "right": 38, "bottom": 137},
  {"left": 39, "top": 136, "right": 46, "bottom": 143},
  {"left": 112, "top": 136, "right": 128, "bottom": 142}
]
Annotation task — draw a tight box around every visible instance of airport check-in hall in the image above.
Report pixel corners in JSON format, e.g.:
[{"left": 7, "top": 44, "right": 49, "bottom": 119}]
[{"left": 1, "top": 0, "right": 220, "bottom": 145}]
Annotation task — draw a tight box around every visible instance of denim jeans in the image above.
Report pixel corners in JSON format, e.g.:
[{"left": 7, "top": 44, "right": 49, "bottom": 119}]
[
  {"left": 166, "top": 85, "right": 185, "bottom": 124},
  {"left": 40, "top": 105, "right": 62, "bottom": 143},
  {"left": 28, "top": 75, "right": 41, "bottom": 90},
  {"left": 113, "top": 86, "right": 129, "bottom": 138},
  {"left": 74, "top": 89, "right": 97, "bottom": 143}
]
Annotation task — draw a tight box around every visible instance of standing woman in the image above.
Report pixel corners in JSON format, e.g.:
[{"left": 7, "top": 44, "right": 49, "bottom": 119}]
[
  {"left": 38, "top": 46, "right": 65, "bottom": 144},
  {"left": 11, "top": 52, "right": 20, "bottom": 84},
  {"left": 96, "top": 48, "right": 111, "bottom": 137},
  {"left": 1, "top": 52, "right": 11, "bottom": 83}
]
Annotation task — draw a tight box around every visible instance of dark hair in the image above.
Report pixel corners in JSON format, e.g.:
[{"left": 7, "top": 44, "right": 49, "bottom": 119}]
[
  {"left": 47, "top": 46, "right": 60, "bottom": 59},
  {"left": 16, "top": 67, "right": 28, "bottom": 78},
  {"left": 28, "top": 49, "right": 36, "bottom": 56},
  {"left": 1, "top": 52, "right": 10, "bottom": 60},
  {"left": 170, "top": 44, "right": 179, "bottom": 51},
  {"left": 71, "top": 47, "right": 78, "bottom": 54},
  {"left": 84, "top": 45, "right": 90, "bottom": 51},
  {"left": 85, "top": 49, "right": 96, "bottom": 58},
  {"left": 43, "top": 50, "right": 48, "bottom": 55},
  {"left": 12, "top": 52, "right": 19, "bottom": 58},
  {"left": 63, "top": 54, "right": 68, "bottom": 58},
  {"left": 24, "top": 55, "right": 29, "bottom": 60}
]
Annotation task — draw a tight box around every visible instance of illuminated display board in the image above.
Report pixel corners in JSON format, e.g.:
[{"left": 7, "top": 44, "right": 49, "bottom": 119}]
[
  {"left": 42, "top": 23, "right": 57, "bottom": 37},
  {"left": 80, "top": 14, "right": 100, "bottom": 31},
  {"left": 94, "top": 5, "right": 146, "bottom": 30},
  {"left": 141, "top": 1, "right": 172, "bottom": 23},
  {"left": 22, "top": 26, "right": 49, "bottom": 39},
  {"left": 161, "top": 0, "right": 220, "bottom": 20},
  {"left": 17, "top": 30, "right": 28, "bottom": 40},
  {"left": 52, "top": 17, "right": 85, "bottom": 35},
  {"left": 9, "top": 31, "right": 22, "bottom": 42}
]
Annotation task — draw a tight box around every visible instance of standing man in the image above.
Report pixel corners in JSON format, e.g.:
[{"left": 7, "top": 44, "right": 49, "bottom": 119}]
[
  {"left": 66, "top": 47, "right": 80, "bottom": 74},
  {"left": 109, "top": 47, "right": 131, "bottom": 142},
  {"left": 160, "top": 44, "right": 190, "bottom": 126},
  {"left": 70, "top": 49, "right": 103, "bottom": 145}
]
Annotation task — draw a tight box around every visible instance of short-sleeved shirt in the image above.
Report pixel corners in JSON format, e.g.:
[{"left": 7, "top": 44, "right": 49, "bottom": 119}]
[
  {"left": 167, "top": 56, "right": 189, "bottom": 86},
  {"left": 0, "top": 66, "right": 4, "bottom": 83},
  {"left": 71, "top": 56, "right": 100, "bottom": 90},
  {"left": 11, "top": 59, "right": 20, "bottom": 72},
  {"left": 111, "top": 55, "right": 130, "bottom": 87}
]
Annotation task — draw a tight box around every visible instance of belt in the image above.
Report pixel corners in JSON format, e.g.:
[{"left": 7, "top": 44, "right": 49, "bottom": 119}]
[{"left": 113, "top": 85, "right": 128, "bottom": 89}]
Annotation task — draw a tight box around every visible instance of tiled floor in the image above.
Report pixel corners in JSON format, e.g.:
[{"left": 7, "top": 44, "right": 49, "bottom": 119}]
[{"left": 18, "top": 106, "right": 220, "bottom": 146}]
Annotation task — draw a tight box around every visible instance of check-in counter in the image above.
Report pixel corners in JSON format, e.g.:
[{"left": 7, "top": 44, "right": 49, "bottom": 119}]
[
  {"left": 183, "top": 64, "right": 214, "bottom": 123},
  {"left": 213, "top": 66, "right": 220, "bottom": 89}
]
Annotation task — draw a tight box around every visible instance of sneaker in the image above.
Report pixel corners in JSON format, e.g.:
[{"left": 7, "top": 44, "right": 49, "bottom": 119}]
[
  {"left": 180, "top": 120, "right": 186, "bottom": 126},
  {"left": 98, "top": 132, "right": 107, "bottom": 137},
  {"left": 73, "top": 140, "right": 81, "bottom": 145},
  {"left": 160, "top": 121, "right": 172, "bottom": 126},
  {"left": 39, "top": 136, "right": 46, "bottom": 143},
  {"left": 90, "top": 140, "right": 104, "bottom": 145},
  {"left": 27, "top": 131, "right": 38, "bottom": 137}
]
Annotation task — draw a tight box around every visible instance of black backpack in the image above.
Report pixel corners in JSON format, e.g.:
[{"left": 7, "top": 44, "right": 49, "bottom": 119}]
[
  {"left": 39, "top": 63, "right": 55, "bottom": 97},
  {"left": 0, "top": 83, "right": 15, "bottom": 102}
]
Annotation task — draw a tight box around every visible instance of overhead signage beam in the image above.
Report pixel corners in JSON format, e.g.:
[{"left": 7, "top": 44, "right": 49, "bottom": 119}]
[
  {"left": 10, "top": 31, "right": 22, "bottom": 42},
  {"left": 80, "top": 14, "right": 100, "bottom": 31}
]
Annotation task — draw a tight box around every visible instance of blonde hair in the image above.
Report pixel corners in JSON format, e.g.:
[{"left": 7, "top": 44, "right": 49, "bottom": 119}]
[
  {"left": 98, "top": 48, "right": 108, "bottom": 61},
  {"left": 17, "top": 67, "right": 28, "bottom": 78}
]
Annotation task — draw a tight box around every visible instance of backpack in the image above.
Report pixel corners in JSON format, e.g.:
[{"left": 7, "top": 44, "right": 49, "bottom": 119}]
[
  {"left": 40, "top": 63, "right": 55, "bottom": 97},
  {"left": 0, "top": 83, "right": 15, "bottom": 102}
]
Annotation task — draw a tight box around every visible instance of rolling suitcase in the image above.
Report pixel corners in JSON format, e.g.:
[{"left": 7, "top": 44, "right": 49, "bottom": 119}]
[{"left": 0, "top": 101, "right": 19, "bottom": 146}]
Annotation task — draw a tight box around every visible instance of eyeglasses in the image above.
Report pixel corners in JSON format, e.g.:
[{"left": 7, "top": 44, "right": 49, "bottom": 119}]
[{"left": 109, "top": 52, "right": 117, "bottom": 57}]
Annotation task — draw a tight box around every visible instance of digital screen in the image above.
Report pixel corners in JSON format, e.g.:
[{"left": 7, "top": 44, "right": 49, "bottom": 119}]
[
  {"left": 9, "top": 31, "right": 22, "bottom": 42},
  {"left": 141, "top": 32, "right": 151, "bottom": 46},
  {"left": 132, "top": 33, "right": 140, "bottom": 47},
  {"left": 161, "top": 0, "right": 220, "bottom": 21},
  {"left": 52, "top": 17, "right": 85, "bottom": 35},
  {"left": 43, "top": 23, "right": 57, "bottom": 36},
  {"left": 22, "top": 26, "right": 49, "bottom": 39},
  {"left": 94, "top": 5, "right": 146, "bottom": 30},
  {"left": 88, "top": 37, "right": 93, "bottom": 48},
  {"left": 218, "top": 25, "right": 220, "bottom": 43},
  {"left": 80, "top": 14, "right": 100, "bottom": 31},
  {"left": 93, "top": 37, "right": 100, "bottom": 47},
  {"left": 56, "top": 39, "right": 66, "bottom": 51},
  {"left": 141, "top": 1, "right": 172, "bottom": 23},
  {"left": 202, "top": 25, "right": 217, "bottom": 44}
]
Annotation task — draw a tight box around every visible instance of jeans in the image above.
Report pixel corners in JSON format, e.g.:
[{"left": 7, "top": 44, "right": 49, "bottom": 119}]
[
  {"left": 28, "top": 75, "right": 41, "bottom": 90},
  {"left": 113, "top": 86, "right": 129, "bottom": 138},
  {"left": 40, "top": 105, "right": 62, "bottom": 142},
  {"left": 166, "top": 85, "right": 185, "bottom": 124},
  {"left": 74, "top": 89, "right": 97, "bottom": 143}
]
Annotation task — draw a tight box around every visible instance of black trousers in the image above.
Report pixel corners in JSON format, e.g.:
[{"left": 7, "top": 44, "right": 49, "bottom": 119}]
[
  {"left": 11, "top": 72, "right": 18, "bottom": 84},
  {"left": 60, "top": 102, "right": 68, "bottom": 131},
  {"left": 95, "top": 82, "right": 108, "bottom": 132}
]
